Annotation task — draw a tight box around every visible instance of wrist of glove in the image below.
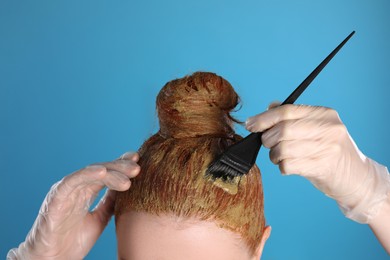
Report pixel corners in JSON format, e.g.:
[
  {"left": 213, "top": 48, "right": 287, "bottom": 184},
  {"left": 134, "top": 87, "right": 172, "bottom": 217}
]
[
  {"left": 7, "top": 246, "right": 20, "bottom": 260},
  {"left": 336, "top": 158, "right": 390, "bottom": 224},
  {"left": 7, "top": 243, "right": 38, "bottom": 260}
]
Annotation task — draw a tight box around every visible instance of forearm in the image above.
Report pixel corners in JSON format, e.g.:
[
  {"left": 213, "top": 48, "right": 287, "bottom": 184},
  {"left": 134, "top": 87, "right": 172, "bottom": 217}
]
[
  {"left": 366, "top": 161, "right": 390, "bottom": 254},
  {"left": 337, "top": 159, "right": 390, "bottom": 254},
  {"left": 369, "top": 192, "right": 390, "bottom": 254}
]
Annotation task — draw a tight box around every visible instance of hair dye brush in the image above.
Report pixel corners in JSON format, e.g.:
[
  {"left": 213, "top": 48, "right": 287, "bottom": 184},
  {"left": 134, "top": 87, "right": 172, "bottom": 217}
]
[{"left": 206, "top": 31, "right": 355, "bottom": 181}]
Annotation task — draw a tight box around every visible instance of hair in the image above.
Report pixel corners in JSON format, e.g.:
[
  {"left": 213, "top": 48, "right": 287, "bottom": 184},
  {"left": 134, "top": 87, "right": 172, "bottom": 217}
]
[{"left": 115, "top": 72, "right": 265, "bottom": 255}]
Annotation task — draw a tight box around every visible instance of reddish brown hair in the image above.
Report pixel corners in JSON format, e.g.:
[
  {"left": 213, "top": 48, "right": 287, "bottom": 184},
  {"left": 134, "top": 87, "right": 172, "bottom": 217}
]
[{"left": 115, "top": 72, "right": 265, "bottom": 255}]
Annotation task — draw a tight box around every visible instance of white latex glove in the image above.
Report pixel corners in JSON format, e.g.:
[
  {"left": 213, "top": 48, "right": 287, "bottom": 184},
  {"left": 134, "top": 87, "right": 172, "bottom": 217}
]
[
  {"left": 246, "top": 104, "right": 390, "bottom": 224},
  {"left": 7, "top": 152, "right": 140, "bottom": 260}
]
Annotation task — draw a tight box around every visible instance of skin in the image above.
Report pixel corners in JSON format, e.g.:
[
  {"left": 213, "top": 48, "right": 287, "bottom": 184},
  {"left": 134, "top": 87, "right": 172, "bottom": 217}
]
[{"left": 116, "top": 211, "right": 271, "bottom": 260}]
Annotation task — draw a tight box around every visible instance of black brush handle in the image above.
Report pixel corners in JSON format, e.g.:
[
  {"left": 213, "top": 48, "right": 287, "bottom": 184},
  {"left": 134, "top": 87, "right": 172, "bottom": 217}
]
[
  {"left": 282, "top": 31, "right": 355, "bottom": 105},
  {"left": 244, "top": 31, "right": 356, "bottom": 166}
]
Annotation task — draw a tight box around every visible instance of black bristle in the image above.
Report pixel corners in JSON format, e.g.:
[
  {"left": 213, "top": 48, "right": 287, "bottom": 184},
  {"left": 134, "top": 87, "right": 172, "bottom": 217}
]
[
  {"left": 206, "top": 161, "right": 237, "bottom": 181},
  {"left": 206, "top": 153, "right": 252, "bottom": 181},
  {"left": 206, "top": 135, "right": 261, "bottom": 181}
]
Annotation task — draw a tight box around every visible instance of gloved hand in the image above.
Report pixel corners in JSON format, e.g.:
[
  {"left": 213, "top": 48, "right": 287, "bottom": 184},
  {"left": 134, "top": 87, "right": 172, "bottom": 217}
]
[
  {"left": 7, "top": 152, "right": 140, "bottom": 260},
  {"left": 246, "top": 104, "right": 390, "bottom": 224}
]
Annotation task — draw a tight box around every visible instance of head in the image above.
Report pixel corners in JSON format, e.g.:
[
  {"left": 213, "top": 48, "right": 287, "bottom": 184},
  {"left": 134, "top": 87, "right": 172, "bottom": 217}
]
[{"left": 115, "top": 72, "right": 270, "bottom": 259}]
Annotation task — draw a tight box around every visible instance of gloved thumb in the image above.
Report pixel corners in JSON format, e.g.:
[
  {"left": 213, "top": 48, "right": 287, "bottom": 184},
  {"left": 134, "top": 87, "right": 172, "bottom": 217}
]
[{"left": 91, "top": 189, "right": 117, "bottom": 231}]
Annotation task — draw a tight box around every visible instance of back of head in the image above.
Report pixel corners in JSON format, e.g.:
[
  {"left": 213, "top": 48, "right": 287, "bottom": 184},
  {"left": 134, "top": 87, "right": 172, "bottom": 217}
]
[{"left": 115, "top": 72, "right": 265, "bottom": 255}]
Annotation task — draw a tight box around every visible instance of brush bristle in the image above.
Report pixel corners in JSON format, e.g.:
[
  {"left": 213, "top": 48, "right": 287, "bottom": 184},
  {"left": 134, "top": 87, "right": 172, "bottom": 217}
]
[
  {"left": 207, "top": 161, "right": 238, "bottom": 181},
  {"left": 206, "top": 154, "right": 252, "bottom": 181}
]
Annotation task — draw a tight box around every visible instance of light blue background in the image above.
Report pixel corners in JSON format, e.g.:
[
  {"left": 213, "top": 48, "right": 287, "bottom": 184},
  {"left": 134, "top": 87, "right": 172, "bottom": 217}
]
[{"left": 1, "top": 1, "right": 389, "bottom": 259}]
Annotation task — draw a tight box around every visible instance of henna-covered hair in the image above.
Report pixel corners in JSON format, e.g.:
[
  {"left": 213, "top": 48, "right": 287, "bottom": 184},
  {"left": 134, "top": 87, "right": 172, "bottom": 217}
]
[{"left": 115, "top": 72, "right": 265, "bottom": 255}]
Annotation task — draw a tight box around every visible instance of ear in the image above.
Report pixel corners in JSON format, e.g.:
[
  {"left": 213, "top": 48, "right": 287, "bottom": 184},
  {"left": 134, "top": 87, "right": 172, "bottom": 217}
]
[{"left": 252, "top": 226, "right": 271, "bottom": 260}]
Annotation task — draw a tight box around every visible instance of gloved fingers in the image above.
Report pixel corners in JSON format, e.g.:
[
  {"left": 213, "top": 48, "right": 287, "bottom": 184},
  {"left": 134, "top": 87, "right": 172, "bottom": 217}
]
[
  {"left": 261, "top": 118, "right": 340, "bottom": 149},
  {"left": 98, "top": 159, "right": 141, "bottom": 179},
  {"left": 89, "top": 158, "right": 140, "bottom": 192},
  {"left": 245, "top": 104, "right": 333, "bottom": 133},
  {"left": 118, "top": 151, "right": 140, "bottom": 162},
  {"left": 86, "top": 153, "right": 141, "bottom": 191},
  {"left": 55, "top": 163, "right": 136, "bottom": 201},
  {"left": 56, "top": 165, "right": 108, "bottom": 199},
  {"left": 269, "top": 139, "right": 327, "bottom": 165},
  {"left": 102, "top": 170, "right": 132, "bottom": 191},
  {"left": 35, "top": 166, "right": 110, "bottom": 218},
  {"left": 278, "top": 157, "right": 318, "bottom": 176},
  {"left": 38, "top": 168, "right": 131, "bottom": 230}
]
